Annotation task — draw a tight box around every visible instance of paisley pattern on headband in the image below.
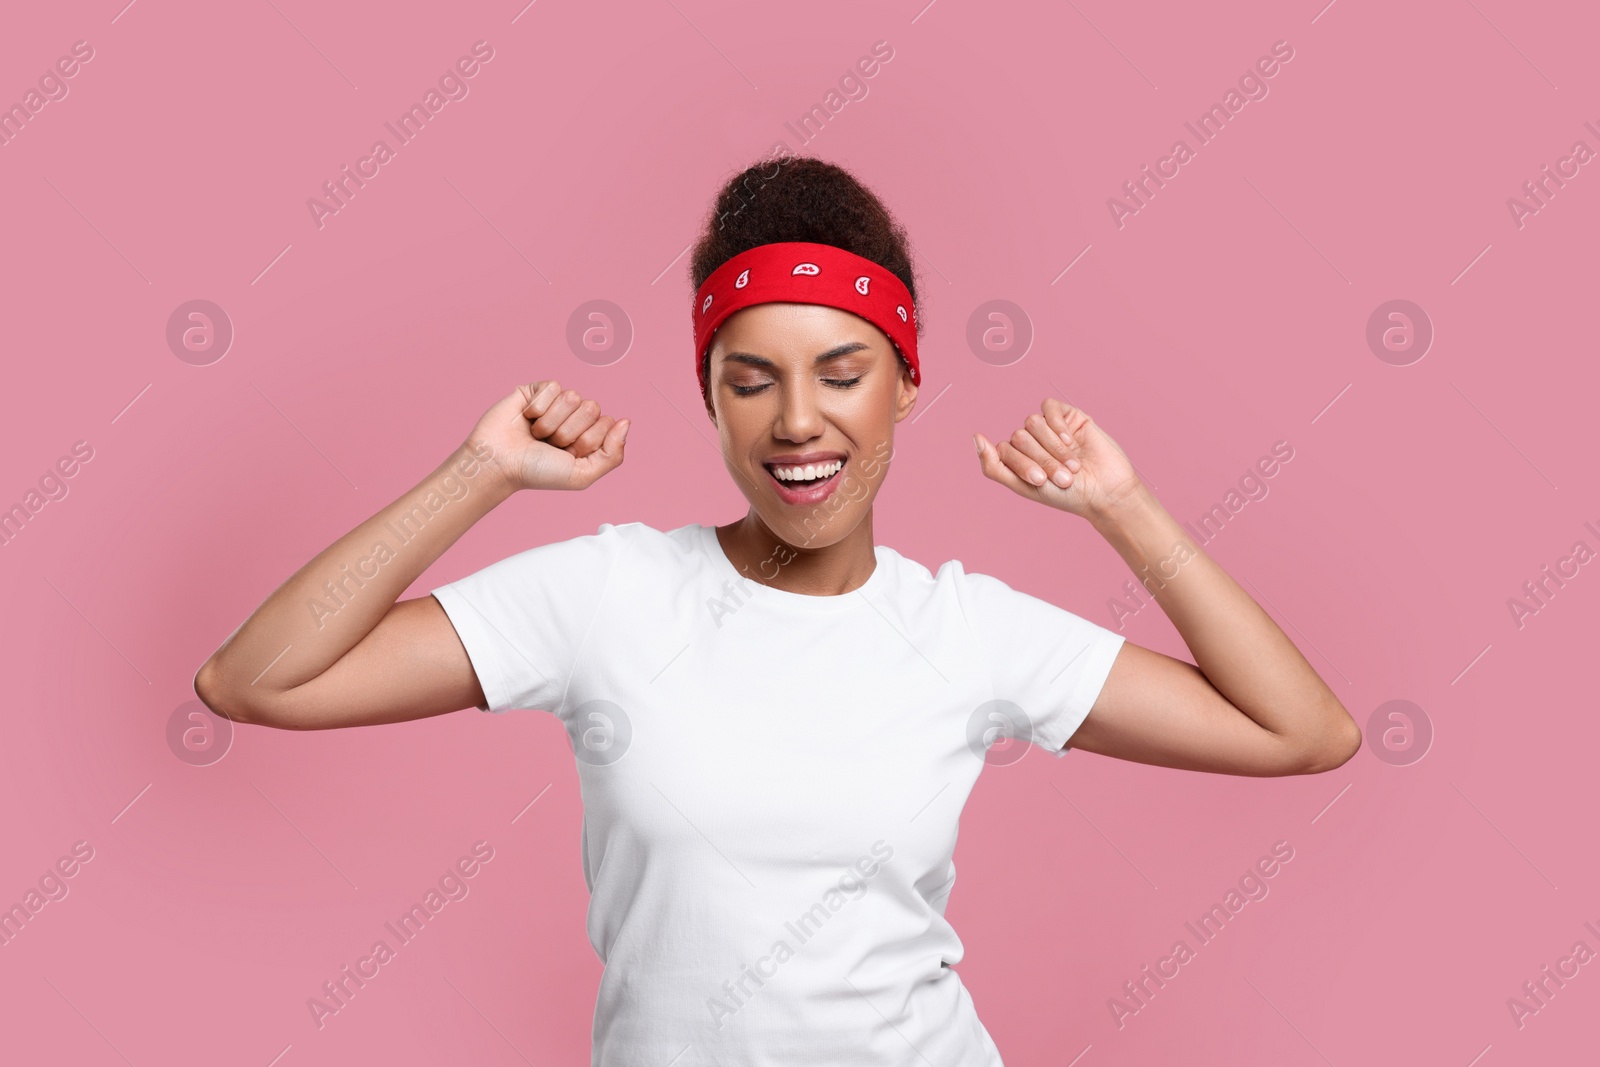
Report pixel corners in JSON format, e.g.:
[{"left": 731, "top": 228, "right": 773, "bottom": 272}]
[{"left": 692, "top": 242, "right": 920, "bottom": 393}]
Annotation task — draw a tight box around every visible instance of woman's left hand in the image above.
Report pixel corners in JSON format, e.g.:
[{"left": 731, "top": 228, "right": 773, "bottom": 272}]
[{"left": 974, "top": 398, "right": 1143, "bottom": 521}]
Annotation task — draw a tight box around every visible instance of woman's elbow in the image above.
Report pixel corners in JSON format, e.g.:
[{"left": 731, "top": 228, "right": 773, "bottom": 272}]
[
  {"left": 1292, "top": 712, "right": 1363, "bottom": 775},
  {"left": 193, "top": 658, "right": 271, "bottom": 728}
]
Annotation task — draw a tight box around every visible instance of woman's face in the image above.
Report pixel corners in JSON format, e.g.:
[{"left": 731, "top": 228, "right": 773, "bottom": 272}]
[{"left": 704, "top": 302, "right": 918, "bottom": 549}]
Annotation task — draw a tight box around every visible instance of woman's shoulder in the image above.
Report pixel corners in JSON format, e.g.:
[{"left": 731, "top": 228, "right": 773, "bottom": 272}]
[
  {"left": 875, "top": 543, "right": 1040, "bottom": 612},
  {"left": 491, "top": 520, "right": 690, "bottom": 570},
  {"left": 873, "top": 542, "right": 981, "bottom": 605},
  {"left": 578, "top": 520, "right": 713, "bottom": 573},
  {"left": 592, "top": 519, "right": 701, "bottom": 551},
  {"left": 875, "top": 541, "right": 971, "bottom": 583}
]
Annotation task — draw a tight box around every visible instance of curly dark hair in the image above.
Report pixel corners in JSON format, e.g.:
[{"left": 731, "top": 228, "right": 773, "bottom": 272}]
[{"left": 688, "top": 154, "right": 923, "bottom": 396}]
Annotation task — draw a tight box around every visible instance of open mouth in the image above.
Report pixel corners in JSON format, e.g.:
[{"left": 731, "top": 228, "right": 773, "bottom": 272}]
[
  {"left": 762, "top": 457, "right": 846, "bottom": 502},
  {"left": 765, "top": 459, "right": 844, "bottom": 489}
]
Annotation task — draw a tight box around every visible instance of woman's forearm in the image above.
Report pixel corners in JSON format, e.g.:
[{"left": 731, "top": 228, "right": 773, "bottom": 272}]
[
  {"left": 1089, "top": 482, "right": 1352, "bottom": 746},
  {"left": 198, "top": 439, "right": 512, "bottom": 703}
]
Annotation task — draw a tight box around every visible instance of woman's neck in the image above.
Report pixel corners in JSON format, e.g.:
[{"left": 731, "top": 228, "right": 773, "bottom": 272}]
[{"left": 715, "top": 512, "right": 878, "bottom": 597}]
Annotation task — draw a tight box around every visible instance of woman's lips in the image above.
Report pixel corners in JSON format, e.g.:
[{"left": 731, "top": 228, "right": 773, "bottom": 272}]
[{"left": 765, "top": 461, "right": 844, "bottom": 506}]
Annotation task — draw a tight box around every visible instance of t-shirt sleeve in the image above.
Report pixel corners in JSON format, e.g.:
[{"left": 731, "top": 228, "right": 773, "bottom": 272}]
[
  {"left": 959, "top": 569, "right": 1127, "bottom": 758},
  {"left": 429, "top": 524, "right": 623, "bottom": 715}
]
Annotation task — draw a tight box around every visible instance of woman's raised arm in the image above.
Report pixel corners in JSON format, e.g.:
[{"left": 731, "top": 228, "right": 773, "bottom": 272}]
[
  {"left": 975, "top": 397, "right": 1361, "bottom": 776},
  {"left": 193, "top": 381, "right": 629, "bottom": 730}
]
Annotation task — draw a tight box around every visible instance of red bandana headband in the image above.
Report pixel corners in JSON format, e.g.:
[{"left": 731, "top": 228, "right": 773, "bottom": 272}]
[{"left": 693, "top": 241, "right": 920, "bottom": 395}]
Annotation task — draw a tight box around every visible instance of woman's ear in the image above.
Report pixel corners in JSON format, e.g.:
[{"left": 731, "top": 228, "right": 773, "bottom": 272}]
[
  {"left": 701, "top": 353, "right": 717, "bottom": 424},
  {"left": 893, "top": 361, "right": 919, "bottom": 422}
]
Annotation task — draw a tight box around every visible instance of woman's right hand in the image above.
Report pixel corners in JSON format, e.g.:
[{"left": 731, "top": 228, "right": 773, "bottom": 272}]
[{"left": 468, "top": 381, "right": 630, "bottom": 493}]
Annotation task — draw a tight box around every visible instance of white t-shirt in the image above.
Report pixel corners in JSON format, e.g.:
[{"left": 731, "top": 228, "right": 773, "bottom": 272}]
[{"left": 430, "top": 521, "right": 1125, "bottom": 1066}]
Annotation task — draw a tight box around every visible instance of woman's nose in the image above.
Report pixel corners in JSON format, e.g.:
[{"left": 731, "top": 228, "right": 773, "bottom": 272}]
[{"left": 773, "top": 378, "right": 825, "bottom": 440}]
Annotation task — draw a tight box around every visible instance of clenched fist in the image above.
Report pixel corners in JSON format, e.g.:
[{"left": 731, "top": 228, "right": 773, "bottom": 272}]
[
  {"left": 468, "top": 381, "right": 630, "bottom": 493},
  {"left": 974, "top": 397, "right": 1141, "bottom": 521}
]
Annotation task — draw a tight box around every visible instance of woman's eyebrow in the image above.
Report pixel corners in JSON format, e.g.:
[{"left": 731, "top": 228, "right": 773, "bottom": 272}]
[{"left": 721, "top": 341, "right": 871, "bottom": 369}]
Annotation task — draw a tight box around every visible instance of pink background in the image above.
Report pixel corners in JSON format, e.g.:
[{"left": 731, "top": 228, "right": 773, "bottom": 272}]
[{"left": 2, "top": 0, "right": 1596, "bottom": 1063}]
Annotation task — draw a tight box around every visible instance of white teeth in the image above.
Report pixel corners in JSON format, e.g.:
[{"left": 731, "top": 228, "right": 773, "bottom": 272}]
[{"left": 771, "top": 459, "right": 842, "bottom": 481}]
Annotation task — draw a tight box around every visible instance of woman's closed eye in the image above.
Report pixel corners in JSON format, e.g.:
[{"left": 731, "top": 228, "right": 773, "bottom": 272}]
[{"left": 732, "top": 376, "right": 863, "bottom": 396}]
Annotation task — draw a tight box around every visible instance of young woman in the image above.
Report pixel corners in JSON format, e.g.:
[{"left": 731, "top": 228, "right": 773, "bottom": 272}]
[{"left": 195, "top": 157, "right": 1360, "bottom": 1065}]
